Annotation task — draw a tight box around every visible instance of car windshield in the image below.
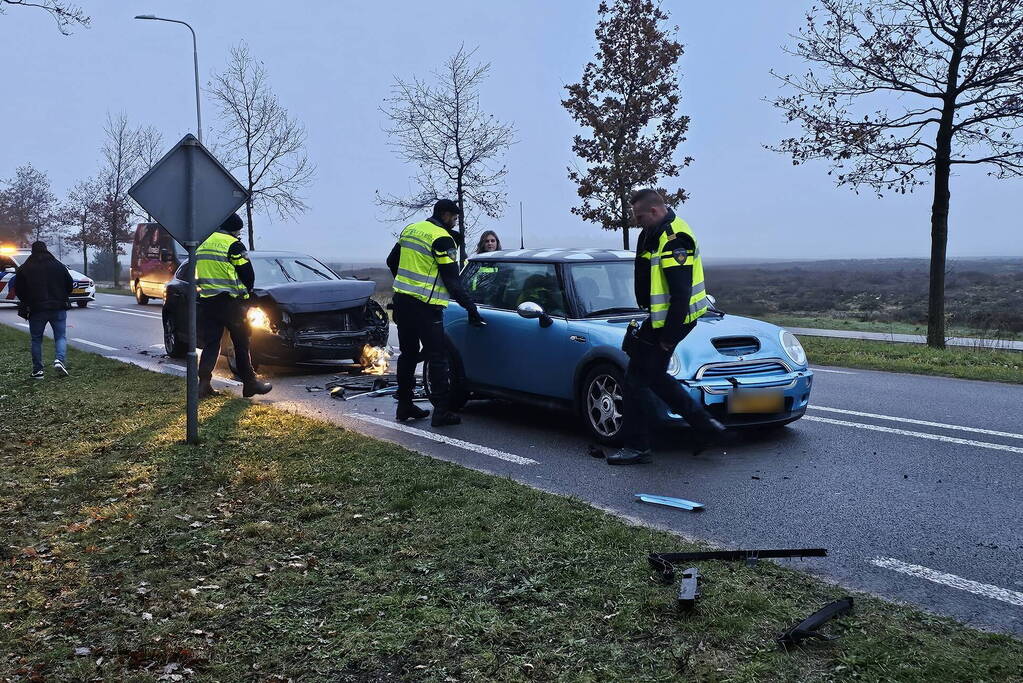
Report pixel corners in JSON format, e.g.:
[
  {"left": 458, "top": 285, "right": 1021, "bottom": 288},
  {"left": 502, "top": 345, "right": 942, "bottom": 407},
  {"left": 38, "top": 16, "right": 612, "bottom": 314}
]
[
  {"left": 568, "top": 261, "right": 642, "bottom": 317},
  {"left": 250, "top": 256, "right": 338, "bottom": 285}
]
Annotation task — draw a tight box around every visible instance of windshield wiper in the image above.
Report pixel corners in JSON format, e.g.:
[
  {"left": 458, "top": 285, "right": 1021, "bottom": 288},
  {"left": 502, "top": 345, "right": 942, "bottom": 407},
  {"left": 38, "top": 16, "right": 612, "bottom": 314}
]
[
  {"left": 294, "top": 260, "right": 332, "bottom": 280},
  {"left": 585, "top": 306, "right": 645, "bottom": 318},
  {"left": 274, "top": 259, "right": 296, "bottom": 282}
]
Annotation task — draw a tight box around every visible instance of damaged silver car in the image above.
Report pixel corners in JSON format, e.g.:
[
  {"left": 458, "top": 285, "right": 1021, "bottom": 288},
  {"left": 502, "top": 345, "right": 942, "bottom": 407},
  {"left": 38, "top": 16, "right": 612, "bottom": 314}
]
[{"left": 162, "top": 251, "right": 389, "bottom": 371}]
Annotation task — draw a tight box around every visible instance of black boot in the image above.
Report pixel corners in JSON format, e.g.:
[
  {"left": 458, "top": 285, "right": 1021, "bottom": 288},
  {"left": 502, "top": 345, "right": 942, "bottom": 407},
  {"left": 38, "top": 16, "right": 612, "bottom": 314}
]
[
  {"left": 691, "top": 419, "right": 727, "bottom": 456},
  {"left": 431, "top": 410, "right": 461, "bottom": 427},
  {"left": 198, "top": 377, "right": 220, "bottom": 399},
  {"left": 242, "top": 378, "right": 273, "bottom": 397},
  {"left": 396, "top": 402, "right": 430, "bottom": 421}
]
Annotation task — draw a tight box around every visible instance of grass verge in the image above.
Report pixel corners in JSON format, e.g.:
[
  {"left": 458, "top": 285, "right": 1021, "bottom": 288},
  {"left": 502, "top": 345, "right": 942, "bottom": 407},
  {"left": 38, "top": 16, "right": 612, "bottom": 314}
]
[
  {"left": 800, "top": 335, "right": 1023, "bottom": 384},
  {"left": 763, "top": 314, "right": 1022, "bottom": 342},
  {"left": 1, "top": 326, "right": 1020, "bottom": 681}
]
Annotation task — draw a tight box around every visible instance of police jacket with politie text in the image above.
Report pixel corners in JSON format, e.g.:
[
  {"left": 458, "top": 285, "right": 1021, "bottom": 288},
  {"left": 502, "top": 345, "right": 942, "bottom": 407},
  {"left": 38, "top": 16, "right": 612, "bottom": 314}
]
[
  {"left": 386, "top": 217, "right": 478, "bottom": 314},
  {"left": 634, "top": 209, "right": 697, "bottom": 346},
  {"left": 13, "top": 250, "right": 73, "bottom": 314}
]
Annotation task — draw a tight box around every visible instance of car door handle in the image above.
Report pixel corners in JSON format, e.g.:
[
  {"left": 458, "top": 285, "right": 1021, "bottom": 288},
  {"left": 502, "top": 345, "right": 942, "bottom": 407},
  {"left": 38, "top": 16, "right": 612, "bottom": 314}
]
[{"left": 570, "top": 335, "right": 587, "bottom": 343}]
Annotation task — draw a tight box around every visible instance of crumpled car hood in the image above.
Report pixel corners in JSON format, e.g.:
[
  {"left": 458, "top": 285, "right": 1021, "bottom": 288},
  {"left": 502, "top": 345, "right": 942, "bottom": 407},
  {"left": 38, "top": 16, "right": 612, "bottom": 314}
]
[{"left": 253, "top": 279, "right": 375, "bottom": 314}]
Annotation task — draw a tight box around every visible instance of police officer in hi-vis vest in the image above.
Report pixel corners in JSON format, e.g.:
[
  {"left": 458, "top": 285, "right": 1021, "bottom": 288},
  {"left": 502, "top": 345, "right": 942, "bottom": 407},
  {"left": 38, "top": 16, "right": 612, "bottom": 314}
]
[
  {"left": 386, "top": 199, "right": 485, "bottom": 427},
  {"left": 195, "top": 213, "right": 272, "bottom": 399},
  {"left": 606, "top": 189, "right": 726, "bottom": 465}
]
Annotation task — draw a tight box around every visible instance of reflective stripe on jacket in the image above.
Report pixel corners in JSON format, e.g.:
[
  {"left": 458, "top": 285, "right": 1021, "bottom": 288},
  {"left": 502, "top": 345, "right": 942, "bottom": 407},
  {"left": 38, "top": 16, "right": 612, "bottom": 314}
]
[
  {"left": 392, "top": 221, "right": 456, "bottom": 306},
  {"left": 196, "top": 231, "right": 249, "bottom": 299},
  {"left": 641, "top": 216, "right": 707, "bottom": 327}
]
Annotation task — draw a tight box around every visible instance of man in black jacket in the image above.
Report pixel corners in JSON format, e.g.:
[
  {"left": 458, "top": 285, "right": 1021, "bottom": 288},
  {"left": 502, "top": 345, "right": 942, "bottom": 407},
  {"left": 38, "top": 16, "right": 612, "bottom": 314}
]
[{"left": 14, "top": 241, "right": 73, "bottom": 379}]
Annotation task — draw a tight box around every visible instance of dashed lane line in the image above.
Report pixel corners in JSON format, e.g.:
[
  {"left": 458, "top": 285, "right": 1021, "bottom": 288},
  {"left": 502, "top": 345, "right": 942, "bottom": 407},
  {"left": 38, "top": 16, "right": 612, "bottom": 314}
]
[
  {"left": 810, "top": 405, "right": 1023, "bottom": 440},
  {"left": 351, "top": 413, "right": 539, "bottom": 466},
  {"left": 871, "top": 557, "right": 1023, "bottom": 607},
  {"left": 100, "top": 307, "right": 162, "bottom": 320},
  {"left": 803, "top": 415, "right": 1023, "bottom": 454}
]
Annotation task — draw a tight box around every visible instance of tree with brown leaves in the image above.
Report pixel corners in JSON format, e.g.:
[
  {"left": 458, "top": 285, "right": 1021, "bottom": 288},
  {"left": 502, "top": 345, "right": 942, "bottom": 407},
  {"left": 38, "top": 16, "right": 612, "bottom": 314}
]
[
  {"left": 563, "top": 0, "right": 691, "bottom": 250},
  {"left": 378, "top": 45, "right": 515, "bottom": 262},
  {"left": 771, "top": 0, "right": 1023, "bottom": 348},
  {"left": 209, "top": 42, "right": 315, "bottom": 250},
  {"left": 0, "top": 0, "right": 89, "bottom": 35}
]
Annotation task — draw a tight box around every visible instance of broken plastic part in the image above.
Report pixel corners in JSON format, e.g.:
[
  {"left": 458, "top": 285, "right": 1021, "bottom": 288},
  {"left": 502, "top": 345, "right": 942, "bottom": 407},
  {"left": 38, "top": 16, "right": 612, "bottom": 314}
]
[
  {"left": 648, "top": 548, "right": 827, "bottom": 582},
  {"left": 635, "top": 494, "right": 704, "bottom": 511},
  {"left": 677, "top": 567, "right": 699, "bottom": 612},
  {"left": 777, "top": 597, "right": 854, "bottom": 648}
]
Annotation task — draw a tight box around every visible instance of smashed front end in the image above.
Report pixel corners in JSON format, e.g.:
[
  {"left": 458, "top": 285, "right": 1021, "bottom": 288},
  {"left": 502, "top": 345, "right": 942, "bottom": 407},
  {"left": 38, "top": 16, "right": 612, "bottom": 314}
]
[{"left": 244, "top": 280, "right": 389, "bottom": 365}]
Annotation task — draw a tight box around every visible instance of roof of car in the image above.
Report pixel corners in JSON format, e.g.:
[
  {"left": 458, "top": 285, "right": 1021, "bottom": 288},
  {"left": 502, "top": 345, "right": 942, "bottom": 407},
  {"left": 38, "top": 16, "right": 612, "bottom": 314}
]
[{"left": 471, "top": 248, "right": 635, "bottom": 263}]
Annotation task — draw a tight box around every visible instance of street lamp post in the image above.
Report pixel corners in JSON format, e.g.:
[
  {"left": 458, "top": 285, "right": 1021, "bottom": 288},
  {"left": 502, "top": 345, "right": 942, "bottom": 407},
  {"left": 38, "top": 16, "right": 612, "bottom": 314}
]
[
  {"left": 134, "top": 14, "right": 202, "bottom": 143},
  {"left": 134, "top": 14, "right": 204, "bottom": 443}
]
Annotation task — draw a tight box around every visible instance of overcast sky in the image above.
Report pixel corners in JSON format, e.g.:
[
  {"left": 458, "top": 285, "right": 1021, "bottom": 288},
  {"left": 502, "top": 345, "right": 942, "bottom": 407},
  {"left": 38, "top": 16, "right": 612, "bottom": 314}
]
[{"left": 3, "top": 1, "right": 1020, "bottom": 263}]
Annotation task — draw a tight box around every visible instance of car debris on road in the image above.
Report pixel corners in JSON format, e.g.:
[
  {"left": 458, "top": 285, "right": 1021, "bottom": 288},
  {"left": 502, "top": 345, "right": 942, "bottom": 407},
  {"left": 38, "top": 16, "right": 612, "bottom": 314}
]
[
  {"left": 635, "top": 493, "right": 705, "bottom": 511},
  {"left": 777, "top": 597, "right": 854, "bottom": 649}
]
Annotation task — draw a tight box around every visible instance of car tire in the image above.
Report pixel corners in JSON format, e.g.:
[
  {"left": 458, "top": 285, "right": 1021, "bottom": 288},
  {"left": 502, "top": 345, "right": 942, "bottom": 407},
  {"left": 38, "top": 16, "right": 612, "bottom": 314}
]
[
  {"left": 163, "top": 313, "right": 187, "bottom": 358},
  {"left": 135, "top": 282, "right": 150, "bottom": 305},
  {"left": 76, "top": 301, "right": 89, "bottom": 308},
  {"left": 581, "top": 363, "right": 626, "bottom": 446},
  {"left": 422, "top": 343, "right": 468, "bottom": 412}
]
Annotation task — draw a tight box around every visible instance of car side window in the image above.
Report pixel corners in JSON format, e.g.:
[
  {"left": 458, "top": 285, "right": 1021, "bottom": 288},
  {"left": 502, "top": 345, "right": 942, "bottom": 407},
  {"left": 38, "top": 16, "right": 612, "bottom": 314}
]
[{"left": 468, "top": 261, "right": 565, "bottom": 316}]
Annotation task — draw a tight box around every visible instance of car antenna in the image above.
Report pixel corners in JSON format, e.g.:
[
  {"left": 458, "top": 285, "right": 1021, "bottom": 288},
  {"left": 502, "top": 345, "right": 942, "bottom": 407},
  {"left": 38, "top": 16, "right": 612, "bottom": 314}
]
[{"left": 519, "top": 201, "right": 525, "bottom": 249}]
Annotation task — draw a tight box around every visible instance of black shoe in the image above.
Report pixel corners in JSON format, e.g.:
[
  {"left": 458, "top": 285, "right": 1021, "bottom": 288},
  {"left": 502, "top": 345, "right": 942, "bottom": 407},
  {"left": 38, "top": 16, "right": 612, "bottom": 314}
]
[
  {"left": 431, "top": 410, "right": 461, "bottom": 427},
  {"left": 692, "top": 419, "right": 727, "bottom": 456},
  {"left": 242, "top": 379, "right": 273, "bottom": 397},
  {"left": 396, "top": 402, "right": 430, "bottom": 421},
  {"left": 31, "top": 369, "right": 44, "bottom": 380},
  {"left": 198, "top": 379, "right": 220, "bottom": 399},
  {"left": 606, "top": 448, "right": 653, "bottom": 465},
  {"left": 53, "top": 359, "right": 69, "bottom": 377}
]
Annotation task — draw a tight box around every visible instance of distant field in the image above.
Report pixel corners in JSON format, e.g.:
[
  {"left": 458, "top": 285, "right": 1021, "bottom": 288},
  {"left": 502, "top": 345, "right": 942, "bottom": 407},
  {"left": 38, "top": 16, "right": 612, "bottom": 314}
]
[{"left": 705, "top": 258, "right": 1023, "bottom": 340}]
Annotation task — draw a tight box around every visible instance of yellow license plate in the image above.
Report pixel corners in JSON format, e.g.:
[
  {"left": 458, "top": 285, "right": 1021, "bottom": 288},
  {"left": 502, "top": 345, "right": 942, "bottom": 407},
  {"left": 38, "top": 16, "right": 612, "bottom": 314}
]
[
  {"left": 72, "top": 289, "right": 86, "bottom": 295},
  {"left": 728, "top": 389, "right": 784, "bottom": 414}
]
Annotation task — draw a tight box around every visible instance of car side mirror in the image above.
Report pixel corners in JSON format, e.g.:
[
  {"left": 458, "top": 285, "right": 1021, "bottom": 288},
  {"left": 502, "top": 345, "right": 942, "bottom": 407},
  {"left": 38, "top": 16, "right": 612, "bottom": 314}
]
[
  {"left": 160, "top": 249, "right": 174, "bottom": 263},
  {"left": 516, "top": 301, "right": 553, "bottom": 328}
]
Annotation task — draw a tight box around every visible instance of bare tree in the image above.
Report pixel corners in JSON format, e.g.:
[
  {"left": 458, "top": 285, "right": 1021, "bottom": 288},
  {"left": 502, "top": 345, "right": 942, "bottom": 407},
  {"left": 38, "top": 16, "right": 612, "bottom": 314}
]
[
  {"left": 378, "top": 45, "right": 515, "bottom": 261},
  {"left": 562, "top": 0, "right": 691, "bottom": 250},
  {"left": 134, "top": 125, "right": 164, "bottom": 221},
  {"left": 98, "top": 112, "right": 139, "bottom": 287},
  {"left": 0, "top": 0, "right": 89, "bottom": 34},
  {"left": 770, "top": 0, "right": 1023, "bottom": 348},
  {"left": 0, "top": 163, "right": 57, "bottom": 245},
  {"left": 208, "top": 42, "right": 314, "bottom": 250},
  {"left": 61, "top": 176, "right": 105, "bottom": 275}
]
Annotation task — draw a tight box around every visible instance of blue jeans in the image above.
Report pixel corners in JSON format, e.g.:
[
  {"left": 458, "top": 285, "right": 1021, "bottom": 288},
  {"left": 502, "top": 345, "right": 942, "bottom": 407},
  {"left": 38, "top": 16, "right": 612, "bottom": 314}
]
[{"left": 29, "top": 309, "right": 67, "bottom": 372}]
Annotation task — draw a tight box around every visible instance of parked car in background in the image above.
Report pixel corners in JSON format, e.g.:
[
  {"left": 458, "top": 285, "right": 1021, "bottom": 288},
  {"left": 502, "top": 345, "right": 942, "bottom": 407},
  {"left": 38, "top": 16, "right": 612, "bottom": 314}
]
[
  {"left": 130, "top": 223, "right": 184, "bottom": 305},
  {"left": 162, "top": 251, "right": 390, "bottom": 372},
  {"left": 0, "top": 247, "right": 95, "bottom": 308},
  {"left": 427, "top": 249, "right": 814, "bottom": 444}
]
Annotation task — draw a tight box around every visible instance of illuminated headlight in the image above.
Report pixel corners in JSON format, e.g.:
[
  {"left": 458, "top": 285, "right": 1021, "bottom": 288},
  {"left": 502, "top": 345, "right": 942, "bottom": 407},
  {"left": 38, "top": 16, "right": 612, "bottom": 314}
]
[
  {"left": 247, "top": 307, "right": 272, "bottom": 330},
  {"left": 780, "top": 330, "right": 807, "bottom": 366},
  {"left": 667, "top": 353, "right": 682, "bottom": 376}
]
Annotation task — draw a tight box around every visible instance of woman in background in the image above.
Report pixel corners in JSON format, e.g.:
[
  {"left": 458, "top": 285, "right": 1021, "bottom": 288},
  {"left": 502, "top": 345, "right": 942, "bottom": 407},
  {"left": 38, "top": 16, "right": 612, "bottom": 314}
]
[{"left": 475, "top": 231, "right": 501, "bottom": 254}]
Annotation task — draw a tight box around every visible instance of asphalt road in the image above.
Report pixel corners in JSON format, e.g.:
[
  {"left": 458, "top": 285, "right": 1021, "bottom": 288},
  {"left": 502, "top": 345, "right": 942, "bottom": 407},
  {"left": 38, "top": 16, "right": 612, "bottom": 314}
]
[{"left": 4, "top": 293, "right": 1022, "bottom": 636}]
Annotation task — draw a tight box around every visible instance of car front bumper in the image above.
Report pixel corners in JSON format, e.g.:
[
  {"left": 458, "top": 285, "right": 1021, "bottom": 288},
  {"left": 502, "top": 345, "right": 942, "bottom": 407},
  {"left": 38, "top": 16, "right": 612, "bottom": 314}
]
[
  {"left": 664, "top": 369, "right": 814, "bottom": 427},
  {"left": 248, "top": 327, "right": 377, "bottom": 364},
  {"left": 70, "top": 283, "right": 96, "bottom": 303}
]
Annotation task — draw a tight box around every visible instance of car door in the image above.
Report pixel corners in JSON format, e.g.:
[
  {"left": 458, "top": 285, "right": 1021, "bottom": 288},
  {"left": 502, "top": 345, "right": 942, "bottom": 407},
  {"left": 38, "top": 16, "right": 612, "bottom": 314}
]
[{"left": 459, "top": 261, "right": 579, "bottom": 400}]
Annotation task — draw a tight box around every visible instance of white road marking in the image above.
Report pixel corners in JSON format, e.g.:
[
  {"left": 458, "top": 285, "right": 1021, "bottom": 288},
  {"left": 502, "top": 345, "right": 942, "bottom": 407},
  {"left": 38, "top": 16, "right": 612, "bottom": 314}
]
[
  {"left": 809, "top": 367, "right": 856, "bottom": 374},
  {"left": 101, "top": 307, "right": 161, "bottom": 320},
  {"left": 16, "top": 322, "right": 29, "bottom": 328},
  {"left": 72, "top": 338, "right": 118, "bottom": 351},
  {"left": 164, "top": 363, "right": 186, "bottom": 371},
  {"left": 871, "top": 557, "right": 1023, "bottom": 607},
  {"left": 811, "top": 405, "right": 1023, "bottom": 440},
  {"left": 804, "top": 415, "right": 1023, "bottom": 454},
  {"left": 351, "top": 413, "right": 539, "bottom": 465}
]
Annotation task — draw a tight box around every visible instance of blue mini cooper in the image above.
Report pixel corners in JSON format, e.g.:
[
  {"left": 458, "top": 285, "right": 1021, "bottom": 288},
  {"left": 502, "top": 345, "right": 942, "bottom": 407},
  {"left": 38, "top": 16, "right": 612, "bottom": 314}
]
[{"left": 428, "top": 248, "right": 813, "bottom": 444}]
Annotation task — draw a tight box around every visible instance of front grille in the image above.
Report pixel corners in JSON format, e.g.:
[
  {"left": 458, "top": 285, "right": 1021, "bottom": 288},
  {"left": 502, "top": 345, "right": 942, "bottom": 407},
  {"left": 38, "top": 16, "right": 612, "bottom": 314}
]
[
  {"left": 292, "top": 307, "right": 366, "bottom": 332},
  {"left": 712, "top": 336, "right": 760, "bottom": 356},
  {"left": 697, "top": 359, "right": 789, "bottom": 379}
]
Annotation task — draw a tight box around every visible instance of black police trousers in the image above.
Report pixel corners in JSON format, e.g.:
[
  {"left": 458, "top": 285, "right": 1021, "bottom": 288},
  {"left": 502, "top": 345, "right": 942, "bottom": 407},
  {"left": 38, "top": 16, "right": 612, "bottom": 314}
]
[
  {"left": 197, "top": 293, "right": 256, "bottom": 383},
  {"left": 393, "top": 292, "right": 449, "bottom": 410},
  {"left": 621, "top": 320, "right": 718, "bottom": 451}
]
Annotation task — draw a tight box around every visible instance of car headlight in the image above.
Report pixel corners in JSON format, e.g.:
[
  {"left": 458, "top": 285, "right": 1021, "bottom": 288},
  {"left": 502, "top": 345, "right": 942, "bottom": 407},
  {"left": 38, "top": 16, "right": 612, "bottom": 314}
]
[
  {"left": 247, "top": 307, "right": 272, "bottom": 330},
  {"left": 780, "top": 330, "right": 806, "bottom": 366},
  {"left": 667, "top": 353, "right": 681, "bottom": 376}
]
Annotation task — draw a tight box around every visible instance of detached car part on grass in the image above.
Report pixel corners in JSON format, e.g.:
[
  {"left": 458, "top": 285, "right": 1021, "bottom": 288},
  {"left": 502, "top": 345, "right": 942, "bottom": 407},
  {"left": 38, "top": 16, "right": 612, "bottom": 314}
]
[{"left": 162, "top": 251, "right": 389, "bottom": 369}]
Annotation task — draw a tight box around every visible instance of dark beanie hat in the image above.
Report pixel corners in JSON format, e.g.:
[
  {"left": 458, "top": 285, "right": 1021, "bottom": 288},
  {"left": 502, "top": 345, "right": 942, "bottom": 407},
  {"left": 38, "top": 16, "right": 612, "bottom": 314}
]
[
  {"left": 220, "top": 213, "right": 244, "bottom": 233},
  {"left": 31, "top": 241, "right": 47, "bottom": 254}
]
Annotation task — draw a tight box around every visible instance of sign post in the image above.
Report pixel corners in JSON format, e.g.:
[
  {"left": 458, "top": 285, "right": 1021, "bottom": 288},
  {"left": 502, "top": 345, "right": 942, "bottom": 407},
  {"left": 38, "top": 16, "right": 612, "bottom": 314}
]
[{"left": 129, "top": 133, "right": 248, "bottom": 444}]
